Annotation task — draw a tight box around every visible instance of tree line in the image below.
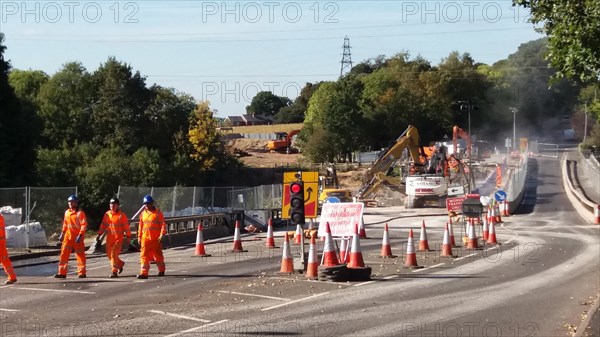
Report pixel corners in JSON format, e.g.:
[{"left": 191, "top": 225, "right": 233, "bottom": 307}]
[{"left": 1, "top": 32, "right": 599, "bottom": 222}]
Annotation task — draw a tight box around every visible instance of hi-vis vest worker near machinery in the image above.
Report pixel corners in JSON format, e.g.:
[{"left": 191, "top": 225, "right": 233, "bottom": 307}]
[
  {"left": 55, "top": 194, "right": 88, "bottom": 279},
  {"left": 137, "top": 195, "right": 167, "bottom": 279},
  {"left": 97, "top": 197, "right": 131, "bottom": 278},
  {"left": 0, "top": 213, "right": 17, "bottom": 285}
]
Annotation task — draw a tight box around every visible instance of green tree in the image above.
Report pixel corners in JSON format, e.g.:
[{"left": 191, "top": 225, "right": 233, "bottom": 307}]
[
  {"left": 274, "top": 82, "right": 320, "bottom": 123},
  {"left": 37, "top": 62, "right": 94, "bottom": 147},
  {"left": 246, "top": 91, "right": 292, "bottom": 117},
  {"left": 143, "top": 86, "right": 196, "bottom": 158},
  {"left": 90, "top": 57, "right": 151, "bottom": 152},
  {"left": 486, "top": 39, "right": 580, "bottom": 139},
  {"left": 301, "top": 77, "right": 366, "bottom": 162},
  {"left": 188, "top": 102, "right": 230, "bottom": 172},
  {"left": 514, "top": 0, "right": 600, "bottom": 81},
  {"left": 0, "top": 33, "right": 34, "bottom": 186}
]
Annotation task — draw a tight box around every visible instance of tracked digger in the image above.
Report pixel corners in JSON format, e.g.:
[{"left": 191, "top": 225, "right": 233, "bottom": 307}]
[{"left": 356, "top": 125, "right": 472, "bottom": 208}]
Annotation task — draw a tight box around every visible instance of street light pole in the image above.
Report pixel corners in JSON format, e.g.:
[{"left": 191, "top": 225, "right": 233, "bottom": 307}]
[
  {"left": 510, "top": 107, "right": 517, "bottom": 150},
  {"left": 458, "top": 100, "right": 478, "bottom": 192}
]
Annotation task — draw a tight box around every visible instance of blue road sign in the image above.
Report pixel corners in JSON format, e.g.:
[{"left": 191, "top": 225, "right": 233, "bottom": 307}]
[
  {"left": 494, "top": 190, "right": 507, "bottom": 202},
  {"left": 325, "top": 197, "right": 341, "bottom": 203}
]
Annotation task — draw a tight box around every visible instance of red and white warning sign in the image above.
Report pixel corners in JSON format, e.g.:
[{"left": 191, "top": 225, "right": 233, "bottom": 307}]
[
  {"left": 446, "top": 196, "right": 466, "bottom": 212},
  {"left": 318, "top": 202, "right": 364, "bottom": 237}
]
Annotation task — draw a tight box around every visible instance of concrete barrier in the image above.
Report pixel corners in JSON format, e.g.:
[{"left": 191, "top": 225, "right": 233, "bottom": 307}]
[{"left": 562, "top": 156, "right": 599, "bottom": 224}]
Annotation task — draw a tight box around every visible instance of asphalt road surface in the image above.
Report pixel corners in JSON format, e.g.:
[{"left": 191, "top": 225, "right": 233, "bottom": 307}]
[{"left": 1, "top": 155, "right": 599, "bottom": 337}]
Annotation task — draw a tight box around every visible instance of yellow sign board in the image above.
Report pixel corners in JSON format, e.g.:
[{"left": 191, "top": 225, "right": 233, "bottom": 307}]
[
  {"left": 282, "top": 171, "right": 319, "bottom": 219},
  {"left": 519, "top": 138, "right": 528, "bottom": 152}
]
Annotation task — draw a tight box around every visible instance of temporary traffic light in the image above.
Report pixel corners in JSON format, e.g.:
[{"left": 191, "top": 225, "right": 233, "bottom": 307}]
[{"left": 289, "top": 180, "right": 305, "bottom": 226}]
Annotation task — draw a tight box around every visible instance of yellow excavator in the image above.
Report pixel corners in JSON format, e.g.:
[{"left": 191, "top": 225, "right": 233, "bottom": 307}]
[
  {"left": 356, "top": 125, "right": 429, "bottom": 202},
  {"left": 357, "top": 125, "right": 469, "bottom": 208}
]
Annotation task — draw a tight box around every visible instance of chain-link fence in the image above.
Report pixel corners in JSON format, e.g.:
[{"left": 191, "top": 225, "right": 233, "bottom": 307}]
[
  {"left": 117, "top": 184, "right": 283, "bottom": 218},
  {"left": 0, "top": 187, "right": 78, "bottom": 236}
]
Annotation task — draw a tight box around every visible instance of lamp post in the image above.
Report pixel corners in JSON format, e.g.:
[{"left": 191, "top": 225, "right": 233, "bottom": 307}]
[
  {"left": 510, "top": 107, "right": 517, "bottom": 150},
  {"left": 458, "top": 100, "right": 478, "bottom": 192}
]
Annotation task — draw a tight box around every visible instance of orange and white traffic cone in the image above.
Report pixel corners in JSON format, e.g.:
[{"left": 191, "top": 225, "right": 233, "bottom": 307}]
[
  {"left": 231, "top": 220, "right": 247, "bottom": 252},
  {"left": 595, "top": 205, "right": 600, "bottom": 225},
  {"left": 418, "top": 220, "right": 430, "bottom": 252},
  {"left": 321, "top": 222, "right": 340, "bottom": 267},
  {"left": 359, "top": 217, "right": 367, "bottom": 238},
  {"left": 279, "top": 231, "right": 294, "bottom": 273},
  {"left": 482, "top": 213, "right": 489, "bottom": 242},
  {"left": 503, "top": 200, "right": 510, "bottom": 216},
  {"left": 305, "top": 235, "right": 318, "bottom": 279},
  {"left": 404, "top": 229, "right": 421, "bottom": 268},
  {"left": 380, "top": 223, "right": 396, "bottom": 258},
  {"left": 265, "top": 218, "right": 276, "bottom": 249},
  {"left": 466, "top": 218, "right": 479, "bottom": 249},
  {"left": 440, "top": 223, "right": 454, "bottom": 257},
  {"left": 294, "top": 224, "right": 303, "bottom": 245},
  {"left": 487, "top": 217, "right": 499, "bottom": 245},
  {"left": 338, "top": 237, "right": 349, "bottom": 263},
  {"left": 448, "top": 218, "right": 457, "bottom": 247},
  {"left": 192, "top": 223, "right": 211, "bottom": 257},
  {"left": 495, "top": 202, "right": 502, "bottom": 223},
  {"left": 347, "top": 224, "right": 366, "bottom": 268}
]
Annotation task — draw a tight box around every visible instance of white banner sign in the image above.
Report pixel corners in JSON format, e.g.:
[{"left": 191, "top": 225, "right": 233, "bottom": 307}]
[{"left": 318, "top": 202, "right": 364, "bottom": 237}]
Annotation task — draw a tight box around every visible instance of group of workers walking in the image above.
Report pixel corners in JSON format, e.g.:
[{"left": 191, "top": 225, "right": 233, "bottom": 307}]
[{"left": 0, "top": 194, "right": 167, "bottom": 284}]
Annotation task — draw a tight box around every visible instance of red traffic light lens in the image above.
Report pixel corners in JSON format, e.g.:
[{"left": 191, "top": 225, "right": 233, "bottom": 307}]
[{"left": 290, "top": 183, "right": 302, "bottom": 194}]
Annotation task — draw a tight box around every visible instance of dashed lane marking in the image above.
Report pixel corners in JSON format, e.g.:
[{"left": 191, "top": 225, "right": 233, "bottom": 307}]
[
  {"left": 261, "top": 292, "right": 330, "bottom": 311},
  {"left": 7, "top": 287, "right": 95, "bottom": 294},
  {"left": 353, "top": 281, "right": 376, "bottom": 287},
  {"left": 148, "top": 310, "right": 211, "bottom": 323},
  {"left": 163, "top": 319, "right": 230, "bottom": 337},
  {"left": 217, "top": 291, "right": 290, "bottom": 301},
  {"left": 0, "top": 308, "right": 20, "bottom": 312},
  {"left": 453, "top": 253, "right": 478, "bottom": 261},
  {"left": 412, "top": 263, "right": 445, "bottom": 272}
]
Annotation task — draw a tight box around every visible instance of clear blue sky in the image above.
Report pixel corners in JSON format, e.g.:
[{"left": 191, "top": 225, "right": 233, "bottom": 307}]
[{"left": 1, "top": 0, "right": 541, "bottom": 118}]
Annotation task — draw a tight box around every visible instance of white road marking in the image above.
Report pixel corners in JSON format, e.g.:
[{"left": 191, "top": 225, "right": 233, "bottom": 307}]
[
  {"left": 261, "top": 292, "right": 330, "bottom": 311},
  {"left": 454, "top": 253, "right": 478, "bottom": 261},
  {"left": 353, "top": 281, "right": 376, "bottom": 287},
  {"left": 412, "top": 263, "right": 445, "bottom": 272},
  {"left": 217, "top": 291, "right": 290, "bottom": 301},
  {"left": 163, "top": 319, "right": 229, "bottom": 337},
  {"left": 9, "top": 287, "right": 95, "bottom": 294},
  {"left": 148, "top": 310, "right": 211, "bottom": 323},
  {"left": 0, "top": 308, "right": 20, "bottom": 312},
  {"left": 383, "top": 275, "right": 398, "bottom": 280}
]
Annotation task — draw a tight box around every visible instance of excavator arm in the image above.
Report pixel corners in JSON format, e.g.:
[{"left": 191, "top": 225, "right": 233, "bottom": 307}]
[
  {"left": 452, "top": 125, "right": 471, "bottom": 159},
  {"left": 357, "top": 125, "right": 424, "bottom": 200}
]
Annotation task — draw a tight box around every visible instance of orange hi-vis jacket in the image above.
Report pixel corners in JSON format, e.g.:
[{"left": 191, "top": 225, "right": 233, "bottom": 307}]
[
  {"left": 138, "top": 208, "right": 166, "bottom": 241},
  {"left": 62, "top": 208, "right": 87, "bottom": 241},
  {"left": 99, "top": 210, "right": 131, "bottom": 242},
  {"left": 0, "top": 215, "right": 6, "bottom": 242}
]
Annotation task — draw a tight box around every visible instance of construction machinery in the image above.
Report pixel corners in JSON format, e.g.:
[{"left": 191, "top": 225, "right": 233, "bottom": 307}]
[
  {"left": 318, "top": 164, "right": 353, "bottom": 205},
  {"left": 267, "top": 129, "right": 301, "bottom": 153},
  {"left": 356, "top": 125, "right": 472, "bottom": 208}
]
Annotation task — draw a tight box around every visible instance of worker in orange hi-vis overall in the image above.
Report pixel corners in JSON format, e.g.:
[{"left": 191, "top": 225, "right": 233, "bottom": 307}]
[
  {"left": 97, "top": 197, "right": 131, "bottom": 278},
  {"left": 54, "top": 194, "right": 88, "bottom": 279},
  {"left": 136, "top": 195, "right": 166, "bottom": 279},
  {"left": 0, "top": 213, "right": 17, "bottom": 285}
]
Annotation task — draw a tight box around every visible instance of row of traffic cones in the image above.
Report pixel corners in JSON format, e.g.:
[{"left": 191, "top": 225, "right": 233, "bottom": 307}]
[{"left": 378, "top": 219, "right": 500, "bottom": 268}]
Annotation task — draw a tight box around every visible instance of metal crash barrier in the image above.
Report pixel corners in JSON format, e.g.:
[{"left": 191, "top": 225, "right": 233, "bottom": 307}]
[{"left": 129, "top": 210, "right": 246, "bottom": 248}]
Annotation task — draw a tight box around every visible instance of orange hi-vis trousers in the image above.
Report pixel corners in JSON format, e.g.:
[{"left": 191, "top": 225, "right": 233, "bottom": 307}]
[
  {"left": 106, "top": 239, "right": 125, "bottom": 274},
  {"left": 0, "top": 241, "right": 16, "bottom": 281},
  {"left": 139, "top": 239, "right": 165, "bottom": 276},
  {"left": 57, "top": 240, "right": 86, "bottom": 276}
]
